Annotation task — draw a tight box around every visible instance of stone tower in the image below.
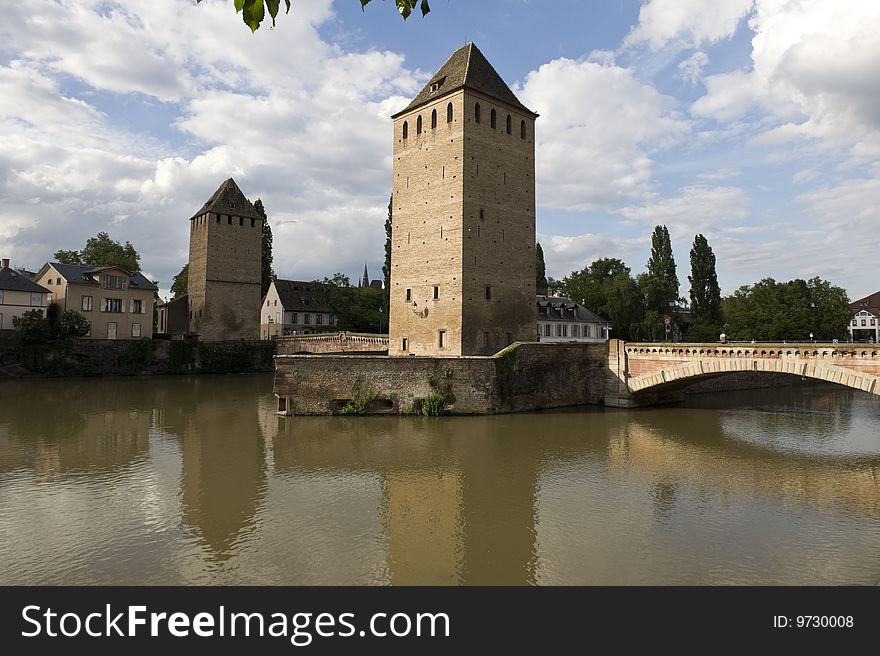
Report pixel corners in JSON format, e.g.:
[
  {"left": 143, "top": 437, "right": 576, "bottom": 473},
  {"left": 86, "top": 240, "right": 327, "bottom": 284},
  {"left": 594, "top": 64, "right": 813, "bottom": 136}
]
[
  {"left": 187, "top": 178, "right": 263, "bottom": 340},
  {"left": 389, "top": 43, "right": 538, "bottom": 356}
]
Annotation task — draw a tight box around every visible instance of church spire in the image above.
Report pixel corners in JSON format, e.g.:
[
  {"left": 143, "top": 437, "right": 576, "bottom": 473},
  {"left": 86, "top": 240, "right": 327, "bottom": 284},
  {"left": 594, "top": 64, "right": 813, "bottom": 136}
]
[{"left": 361, "top": 262, "right": 370, "bottom": 288}]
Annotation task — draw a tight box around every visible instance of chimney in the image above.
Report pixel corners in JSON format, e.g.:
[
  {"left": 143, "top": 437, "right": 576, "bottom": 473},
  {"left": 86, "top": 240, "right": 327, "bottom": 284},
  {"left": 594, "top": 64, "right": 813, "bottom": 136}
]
[{"left": 1, "top": 258, "right": 9, "bottom": 269}]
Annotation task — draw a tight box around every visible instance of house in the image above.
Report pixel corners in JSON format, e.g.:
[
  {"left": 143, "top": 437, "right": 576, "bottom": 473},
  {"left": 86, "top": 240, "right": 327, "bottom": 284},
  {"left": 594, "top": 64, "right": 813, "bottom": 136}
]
[
  {"left": 261, "top": 279, "right": 337, "bottom": 339},
  {"left": 34, "top": 262, "right": 157, "bottom": 339},
  {"left": 536, "top": 295, "right": 610, "bottom": 343},
  {"left": 156, "top": 295, "right": 189, "bottom": 337},
  {"left": 0, "top": 258, "right": 51, "bottom": 330},
  {"left": 848, "top": 291, "right": 880, "bottom": 342}
]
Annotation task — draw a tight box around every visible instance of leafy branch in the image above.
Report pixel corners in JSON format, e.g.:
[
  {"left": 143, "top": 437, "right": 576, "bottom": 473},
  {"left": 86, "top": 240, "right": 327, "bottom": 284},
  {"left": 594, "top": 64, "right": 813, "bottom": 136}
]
[{"left": 197, "top": 0, "right": 431, "bottom": 33}]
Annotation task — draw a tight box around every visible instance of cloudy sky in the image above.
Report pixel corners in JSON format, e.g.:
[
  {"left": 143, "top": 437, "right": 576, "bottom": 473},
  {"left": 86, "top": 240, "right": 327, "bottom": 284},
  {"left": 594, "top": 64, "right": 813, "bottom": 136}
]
[{"left": 1, "top": 0, "right": 878, "bottom": 301}]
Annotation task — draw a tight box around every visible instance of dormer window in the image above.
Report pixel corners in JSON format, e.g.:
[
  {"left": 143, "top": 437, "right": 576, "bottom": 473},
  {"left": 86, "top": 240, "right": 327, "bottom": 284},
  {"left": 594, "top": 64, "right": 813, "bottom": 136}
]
[{"left": 430, "top": 82, "right": 440, "bottom": 92}]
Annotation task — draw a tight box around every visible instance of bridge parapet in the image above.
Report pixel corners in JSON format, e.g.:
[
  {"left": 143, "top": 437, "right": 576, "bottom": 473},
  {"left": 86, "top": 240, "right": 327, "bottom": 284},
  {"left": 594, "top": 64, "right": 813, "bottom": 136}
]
[{"left": 276, "top": 332, "right": 389, "bottom": 355}]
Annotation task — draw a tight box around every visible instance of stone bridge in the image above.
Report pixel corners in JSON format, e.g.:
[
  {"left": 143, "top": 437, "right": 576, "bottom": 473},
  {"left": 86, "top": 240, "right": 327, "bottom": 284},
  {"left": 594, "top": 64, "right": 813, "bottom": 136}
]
[
  {"left": 275, "top": 332, "right": 389, "bottom": 356},
  {"left": 608, "top": 341, "right": 880, "bottom": 406}
]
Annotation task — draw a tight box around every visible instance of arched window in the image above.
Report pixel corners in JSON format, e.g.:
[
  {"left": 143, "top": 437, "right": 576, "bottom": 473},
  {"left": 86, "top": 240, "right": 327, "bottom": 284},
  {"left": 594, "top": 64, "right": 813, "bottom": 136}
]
[
  {"left": 490, "top": 108, "right": 497, "bottom": 129},
  {"left": 520, "top": 120, "right": 526, "bottom": 140},
  {"left": 447, "top": 102, "right": 453, "bottom": 123},
  {"left": 403, "top": 121, "right": 408, "bottom": 139},
  {"left": 506, "top": 114, "right": 512, "bottom": 134},
  {"left": 474, "top": 102, "right": 481, "bottom": 123},
  {"left": 416, "top": 115, "right": 422, "bottom": 134},
  {"left": 431, "top": 109, "right": 437, "bottom": 129}
]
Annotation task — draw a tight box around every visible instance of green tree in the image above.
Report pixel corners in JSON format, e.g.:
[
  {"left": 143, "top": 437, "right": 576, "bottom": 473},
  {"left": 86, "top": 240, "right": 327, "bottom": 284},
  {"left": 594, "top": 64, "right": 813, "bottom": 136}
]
[
  {"left": 13, "top": 304, "right": 90, "bottom": 342},
  {"left": 383, "top": 195, "right": 392, "bottom": 300},
  {"left": 198, "top": 0, "right": 431, "bottom": 33},
  {"left": 562, "top": 258, "right": 644, "bottom": 341},
  {"left": 254, "top": 199, "right": 274, "bottom": 298},
  {"left": 315, "top": 273, "right": 386, "bottom": 333},
  {"left": 171, "top": 264, "right": 188, "bottom": 298},
  {"left": 536, "top": 242, "right": 548, "bottom": 295},
  {"left": 641, "top": 225, "right": 679, "bottom": 314},
  {"left": 53, "top": 249, "right": 83, "bottom": 265},
  {"left": 54, "top": 231, "right": 141, "bottom": 271},
  {"left": 58, "top": 310, "right": 91, "bottom": 338},
  {"left": 724, "top": 277, "right": 850, "bottom": 342},
  {"left": 688, "top": 234, "right": 723, "bottom": 341}
]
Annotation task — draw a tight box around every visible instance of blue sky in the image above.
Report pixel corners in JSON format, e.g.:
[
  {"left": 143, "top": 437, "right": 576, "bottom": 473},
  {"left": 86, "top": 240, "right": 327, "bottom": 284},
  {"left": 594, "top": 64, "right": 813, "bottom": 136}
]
[{"left": 1, "top": 0, "right": 878, "bottom": 301}]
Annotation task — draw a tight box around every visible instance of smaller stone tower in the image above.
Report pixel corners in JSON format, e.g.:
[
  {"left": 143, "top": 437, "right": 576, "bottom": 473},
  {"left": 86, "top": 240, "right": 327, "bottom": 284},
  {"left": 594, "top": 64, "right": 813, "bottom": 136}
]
[{"left": 187, "top": 178, "right": 263, "bottom": 340}]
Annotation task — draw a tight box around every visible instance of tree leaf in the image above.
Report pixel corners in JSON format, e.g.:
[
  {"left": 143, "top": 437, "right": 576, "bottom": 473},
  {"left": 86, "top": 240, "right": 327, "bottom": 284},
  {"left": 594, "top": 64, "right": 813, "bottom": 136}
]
[
  {"left": 234, "top": 0, "right": 245, "bottom": 11},
  {"left": 241, "top": 0, "right": 265, "bottom": 32},
  {"left": 420, "top": 0, "right": 430, "bottom": 17},
  {"left": 266, "top": 0, "right": 279, "bottom": 25}
]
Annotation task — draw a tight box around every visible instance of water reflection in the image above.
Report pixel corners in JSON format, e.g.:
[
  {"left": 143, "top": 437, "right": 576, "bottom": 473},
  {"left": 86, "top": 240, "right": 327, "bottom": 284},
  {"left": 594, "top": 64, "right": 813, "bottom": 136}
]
[{"left": 0, "top": 376, "right": 878, "bottom": 585}]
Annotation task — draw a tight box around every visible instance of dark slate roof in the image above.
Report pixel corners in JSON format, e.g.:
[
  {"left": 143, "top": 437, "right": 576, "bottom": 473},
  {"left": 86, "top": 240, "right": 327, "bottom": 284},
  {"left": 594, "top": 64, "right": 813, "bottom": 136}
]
[
  {"left": 47, "top": 263, "right": 158, "bottom": 291},
  {"left": 536, "top": 295, "right": 609, "bottom": 324},
  {"left": 273, "top": 280, "right": 334, "bottom": 312},
  {"left": 850, "top": 291, "right": 880, "bottom": 314},
  {"left": 0, "top": 265, "right": 50, "bottom": 293},
  {"left": 190, "top": 178, "right": 262, "bottom": 221},
  {"left": 392, "top": 43, "right": 536, "bottom": 118}
]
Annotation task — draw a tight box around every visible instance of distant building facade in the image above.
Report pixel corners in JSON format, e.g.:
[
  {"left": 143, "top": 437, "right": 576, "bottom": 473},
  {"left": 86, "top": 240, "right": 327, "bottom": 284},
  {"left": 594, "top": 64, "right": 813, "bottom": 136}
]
[
  {"left": 187, "top": 178, "right": 263, "bottom": 340},
  {"left": 156, "top": 295, "right": 189, "bottom": 337},
  {"left": 388, "top": 43, "right": 538, "bottom": 357},
  {"left": 849, "top": 291, "right": 880, "bottom": 342},
  {"left": 0, "top": 258, "right": 50, "bottom": 330},
  {"left": 261, "top": 279, "right": 336, "bottom": 339},
  {"left": 34, "top": 262, "right": 156, "bottom": 339},
  {"left": 536, "top": 295, "right": 610, "bottom": 343}
]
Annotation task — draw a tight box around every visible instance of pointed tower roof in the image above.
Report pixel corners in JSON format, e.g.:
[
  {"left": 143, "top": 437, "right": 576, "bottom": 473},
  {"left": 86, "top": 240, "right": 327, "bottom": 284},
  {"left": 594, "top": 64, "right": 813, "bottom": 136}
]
[
  {"left": 190, "top": 178, "right": 262, "bottom": 220},
  {"left": 392, "top": 43, "right": 537, "bottom": 118}
]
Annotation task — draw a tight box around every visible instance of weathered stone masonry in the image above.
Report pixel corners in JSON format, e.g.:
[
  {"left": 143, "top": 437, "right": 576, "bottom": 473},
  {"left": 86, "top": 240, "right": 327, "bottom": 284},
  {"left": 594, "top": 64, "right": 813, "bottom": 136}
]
[{"left": 274, "top": 342, "right": 608, "bottom": 415}]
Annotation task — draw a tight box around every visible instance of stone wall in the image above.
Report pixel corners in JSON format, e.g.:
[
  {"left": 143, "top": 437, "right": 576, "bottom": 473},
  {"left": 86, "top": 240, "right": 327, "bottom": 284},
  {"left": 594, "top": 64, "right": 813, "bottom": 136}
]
[
  {"left": 0, "top": 332, "right": 274, "bottom": 378},
  {"left": 274, "top": 341, "right": 607, "bottom": 415}
]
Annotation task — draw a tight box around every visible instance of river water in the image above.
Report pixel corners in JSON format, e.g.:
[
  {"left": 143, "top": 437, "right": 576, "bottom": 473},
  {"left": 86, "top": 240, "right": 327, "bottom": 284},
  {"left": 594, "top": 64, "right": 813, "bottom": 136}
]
[{"left": 1, "top": 374, "right": 878, "bottom": 585}]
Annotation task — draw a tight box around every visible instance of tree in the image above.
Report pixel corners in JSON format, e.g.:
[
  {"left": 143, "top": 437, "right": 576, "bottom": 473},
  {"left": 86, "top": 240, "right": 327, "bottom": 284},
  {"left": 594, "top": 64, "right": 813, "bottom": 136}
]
[
  {"left": 724, "top": 277, "right": 850, "bottom": 341},
  {"left": 54, "top": 231, "right": 141, "bottom": 271},
  {"left": 536, "top": 242, "right": 548, "bottom": 295},
  {"left": 58, "top": 310, "right": 91, "bottom": 338},
  {"left": 383, "top": 195, "right": 392, "bottom": 301},
  {"left": 314, "top": 273, "right": 386, "bottom": 333},
  {"left": 171, "top": 264, "right": 189, "bottom": 298},
  {"left": 13, "top": 304, "right": 90, "bottom": 342},
  {"left": 641, "top": 225, "right": 679, "bottom": 314},
  {"left": 562, "top": 258, "right": 644, "bottom": 341},
  {"left": 688, "top": 234, "right": 722, "bottom": 341},
  {"left": 254, "top": 199, "right": 274, "bottom": 298},
  {"left": 198, "top": 0, "right": 432, "bottom": 33},
  {"left": 53, "top": 249, "right": 83, "bottom": 265}
]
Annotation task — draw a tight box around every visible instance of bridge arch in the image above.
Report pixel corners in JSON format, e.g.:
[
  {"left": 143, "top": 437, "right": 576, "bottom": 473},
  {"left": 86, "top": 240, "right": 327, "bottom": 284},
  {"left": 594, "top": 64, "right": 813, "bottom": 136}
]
[{"left": 623, "top": 343, "right": 880, "bottom": 398}]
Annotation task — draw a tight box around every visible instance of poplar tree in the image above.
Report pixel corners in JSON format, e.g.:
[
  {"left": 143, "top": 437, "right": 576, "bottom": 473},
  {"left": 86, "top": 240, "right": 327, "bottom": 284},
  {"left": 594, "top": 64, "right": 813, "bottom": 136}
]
[
  {"left": 536, "top": 242, "right": 548, "bottom": 294},
  {"left": 254, "top": 199, "right": 273, "bottom": 298},
  {"left": 642, "top": 225, "right": 679, "bottom": 313},
  {"left": 688, "top": 234, "right": 722, "bottom": 341}
]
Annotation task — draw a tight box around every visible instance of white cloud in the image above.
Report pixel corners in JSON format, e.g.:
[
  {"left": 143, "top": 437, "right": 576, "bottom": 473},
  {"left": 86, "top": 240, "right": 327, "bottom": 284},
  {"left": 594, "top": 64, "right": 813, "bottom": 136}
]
[
  {"left": 625, "top": 0, "right": 754, "bottom": 50},
  {"left": 692, "top": 0, "right": 880, "bottom": 161},
  {"left": 538, "top": 232, "right": 645, "bottom": 279},
  {"left": 0, "top": 0, "right": 421, "bottom": 293},
  {"left": 617, "top": 185, "right": 750, "bottom": 238},
  {"left": 518, "top": 58, "right": 690, "bottom": 211},
  {"left": 677, "top": 51, "right": 708, "bottom": 84}
]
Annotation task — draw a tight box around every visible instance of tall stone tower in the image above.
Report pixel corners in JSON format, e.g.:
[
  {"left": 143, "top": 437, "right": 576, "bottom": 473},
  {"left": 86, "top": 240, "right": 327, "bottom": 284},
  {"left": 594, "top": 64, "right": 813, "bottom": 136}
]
[
  {"left": 389, "top": 43, "right": 538, "bottom": 356},
  {"left": 187, "top": 178, "right": 263, "bottom": 340}
]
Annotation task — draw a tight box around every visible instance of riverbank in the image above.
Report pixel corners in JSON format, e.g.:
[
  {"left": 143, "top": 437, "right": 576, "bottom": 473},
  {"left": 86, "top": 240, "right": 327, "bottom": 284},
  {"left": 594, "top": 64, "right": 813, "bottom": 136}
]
[{"left": 0, "top": 332, "right": 274, "bottom": 378}]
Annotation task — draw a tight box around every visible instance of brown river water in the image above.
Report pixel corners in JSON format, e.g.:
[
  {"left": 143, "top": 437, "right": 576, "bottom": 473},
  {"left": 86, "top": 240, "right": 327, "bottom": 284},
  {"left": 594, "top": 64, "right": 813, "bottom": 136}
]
[{"left": 1, "top": 374, "right": 878, "bottom": 585}]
